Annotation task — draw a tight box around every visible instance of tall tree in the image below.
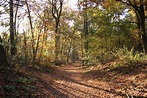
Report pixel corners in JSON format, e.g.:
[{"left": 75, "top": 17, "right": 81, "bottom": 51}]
[
  {"left": 49, "top": 0, "right": 63, "bottom": 65},
  {"left": 24, "top": 0, "right": 36, "bottom": 64},
  {"left": 78, "top": 0, "right": 90, "bottom": 65},
  {"left": 83, "top": 0, "right": 89, "bottom": 64},
  {"left": 10, "top": 0, "right": 16, "bottom": 56},
  {"left": 115, "top": 0, "right": 147, "bottom": 53}
]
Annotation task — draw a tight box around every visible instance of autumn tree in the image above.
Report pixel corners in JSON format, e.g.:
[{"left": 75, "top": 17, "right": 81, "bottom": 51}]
[
  {"left": 59, "top": 7, "right": 82, "bottom": 63},
  {"left": 78, "top": 0, "right": 91, "bottom": 65},
  {"left": 83, "top": 0, "right": 89, "bottom": 64},
  {"left": 76, "top": 0, "right": 139, "bottom": 64},
  {"left": 49, "top": 0, "right": 63, "bottom": 65},
  {"left": 115, "top": 0, "right": 147, "bottom": 52}
]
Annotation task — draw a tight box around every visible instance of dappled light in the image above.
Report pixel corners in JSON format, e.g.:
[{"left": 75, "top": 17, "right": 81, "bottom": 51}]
[{"left": 0, "top": 0, "right": 147, "bottom": 97}]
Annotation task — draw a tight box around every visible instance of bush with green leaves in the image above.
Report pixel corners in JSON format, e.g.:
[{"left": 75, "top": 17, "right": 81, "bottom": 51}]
[
  {"left": 86, "top": 46, "right": 146, "bottom": 65},
  {"left": 114, "top": 47, "right": 145, "bottom": 62}
]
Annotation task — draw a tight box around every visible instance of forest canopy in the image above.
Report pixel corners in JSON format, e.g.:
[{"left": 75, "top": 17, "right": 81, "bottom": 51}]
[{"left": 0, "top": 0, "right": 147, "bottom": 66}]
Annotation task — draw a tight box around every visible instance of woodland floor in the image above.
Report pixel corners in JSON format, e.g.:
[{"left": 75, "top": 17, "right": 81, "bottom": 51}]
[{"left": 0, "top": 61, "right": 146, "bottom": 98}]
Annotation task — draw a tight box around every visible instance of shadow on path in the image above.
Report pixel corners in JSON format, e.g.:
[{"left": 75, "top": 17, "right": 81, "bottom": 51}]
[{"left": 32, "top": 63, "right": 125, "bottom": 98}]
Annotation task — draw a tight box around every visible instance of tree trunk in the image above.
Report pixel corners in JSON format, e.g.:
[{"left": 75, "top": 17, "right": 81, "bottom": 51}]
[
  {"left": 50, "top": 0, "right": 63, "bottom": 65},
  {"left": 10, "top": 0, "right": 16, "bottom": 56},
  {"left": 143, "top": 4, "right": 147, "bottom": 53},
  {"left": 25, "top": 0, "right": 36, "bottom": 64},
  {"left": 14, "top": 0, "right": 19, "bottom": 37},
  {"left": 83, "top": 0, "right": 88, "bottom": 65},
  {"left": 0, "top": 37, "right": 8, "bottom": 66},
  {"left": 139, "top": 3, "right": 147, "bottom": 53},
  {"left": 84, "top": 0, "right": 88, "bottom": 50},
  {"left": 55, "top": 21, "right": 60, "bottom": 64},
  {"left": 23, "top": 30, "right": 27, "bottom": 66}
]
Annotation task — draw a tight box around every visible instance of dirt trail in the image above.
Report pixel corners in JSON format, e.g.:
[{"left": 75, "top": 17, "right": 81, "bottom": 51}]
[
  {"left": 0, "top": 62, "right": 146, "bottom": 97},
  {"left": 33, "top": 63, "right": 125, "bottom": 98}
]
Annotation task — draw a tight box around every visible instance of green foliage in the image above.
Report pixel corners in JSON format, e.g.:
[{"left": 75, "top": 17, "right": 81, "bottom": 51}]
[
  {"left": 0, "top": 0, "right": 145, "bottom": 67},
  {"left": 109, "top": 47, "right": 146, "bottom": 69},
  {"left": 97, "top": 50, "right": 116, "bottom": 64},
  {"left": 79, "top": 0, "right": 143, "bottom": 66},
  {"left": 114, "top": 47, "right": 145, "bottom": 62},
  {"left": 85, "top": 46, "right": 146, "bottom": 65}
]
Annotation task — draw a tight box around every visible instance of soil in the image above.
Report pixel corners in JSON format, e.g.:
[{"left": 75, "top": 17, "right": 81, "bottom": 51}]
[{"left": 0, "top": 61, "right": 146, "bottom": 98}]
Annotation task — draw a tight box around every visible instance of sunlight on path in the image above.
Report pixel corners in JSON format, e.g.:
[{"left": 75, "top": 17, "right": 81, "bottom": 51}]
[{"left": 33, "top": 63, "right": 124, "bottom": 98}]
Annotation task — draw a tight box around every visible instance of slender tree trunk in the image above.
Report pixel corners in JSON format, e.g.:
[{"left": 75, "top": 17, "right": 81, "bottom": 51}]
[
  {"left": 83, "top": 0, "right": 88, "bottom": 65},
  {"left": 14, "top": 0, "right": 19, "bottom": 36},
  {"left": 25, "top": 0, "right": 36, "bottom": 64},
  {"left": 34, "top": 29, "right": 41, "bottom": 62},
  {"left": 38, "top": 31, "right": 46, "bottom": 64},
  {"left": 10, "top": 0, "right": 16, "bottom": 56},
  {"left": 84, "top": 0, "right": 88, "bottom": 50},
  {"left": 38, "top": 10, "right": 48, "bottom": 64},
  {"left": 23, "top": 31, "right": 27, "bottom": 66}
]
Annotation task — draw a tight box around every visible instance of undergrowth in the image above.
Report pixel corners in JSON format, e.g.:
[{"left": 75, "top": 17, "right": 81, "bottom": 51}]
[{"left": 86, "top": 47, "right": 146, "bottom": 67}]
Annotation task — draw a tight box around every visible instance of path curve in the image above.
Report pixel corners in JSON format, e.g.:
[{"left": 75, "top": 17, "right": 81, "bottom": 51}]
[{"left": 33, "top": 63, "right": 124, "bottom": 98}]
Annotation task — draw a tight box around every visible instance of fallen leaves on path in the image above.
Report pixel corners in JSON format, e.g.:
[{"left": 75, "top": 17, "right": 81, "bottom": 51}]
[{"left": 0, "top": 62, "right": 146, "bottom": 98}]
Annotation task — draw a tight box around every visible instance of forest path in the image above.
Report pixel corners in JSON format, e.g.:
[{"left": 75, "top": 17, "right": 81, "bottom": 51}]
[{"left": 32, "top": 62, "right": 125, "bottom": 98}]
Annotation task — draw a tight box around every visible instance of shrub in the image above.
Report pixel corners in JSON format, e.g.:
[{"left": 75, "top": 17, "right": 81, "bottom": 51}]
[{"left": 114, "top": 47, "right": 145, "bottom": 62}]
